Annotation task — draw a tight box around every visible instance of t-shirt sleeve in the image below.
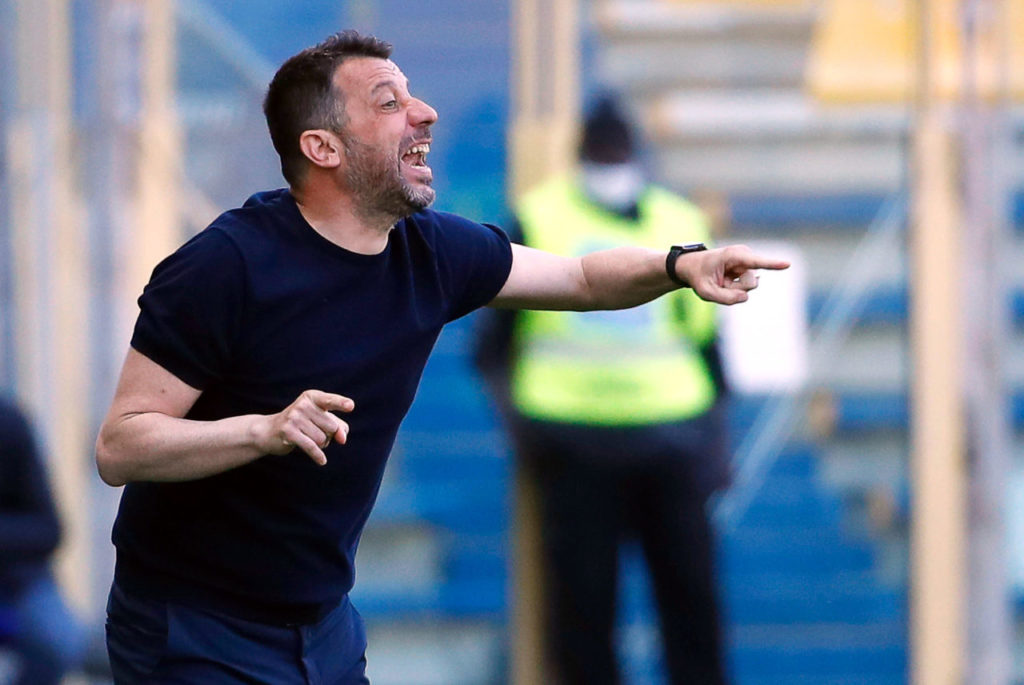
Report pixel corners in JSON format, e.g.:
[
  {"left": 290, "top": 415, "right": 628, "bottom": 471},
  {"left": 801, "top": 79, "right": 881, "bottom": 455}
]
[
  {"left": 130, "top": 227, "right": 246, "bottom": 389},
  {"left": 433, "top": 214, "right": 513, "bottom": 322}
]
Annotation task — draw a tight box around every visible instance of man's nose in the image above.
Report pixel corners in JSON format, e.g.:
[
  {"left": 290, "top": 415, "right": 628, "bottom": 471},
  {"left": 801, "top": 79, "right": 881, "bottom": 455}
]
[{"left": 410, "top": 98, "right": 438, "bottom": 127}]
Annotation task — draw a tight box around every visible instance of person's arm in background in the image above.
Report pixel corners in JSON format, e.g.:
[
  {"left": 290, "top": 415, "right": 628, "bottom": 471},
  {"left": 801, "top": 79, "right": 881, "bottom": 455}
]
[
  {"left": 671, "top": 275, "right": 735, "bottom": 491},
  {"left": 671, "top": 272, "right": 730, "bottom": 400},
  {"left": 700, "top": 340, "right": 730, "bottom": 399},
  {"left": 0, "top": 401, "right": 60, "bottom": 560}
]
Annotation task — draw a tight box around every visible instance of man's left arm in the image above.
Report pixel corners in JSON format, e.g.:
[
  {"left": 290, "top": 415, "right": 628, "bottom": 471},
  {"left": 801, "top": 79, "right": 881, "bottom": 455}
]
[{"left": 490, "top": 243, "right": 789, "bottom": 311}]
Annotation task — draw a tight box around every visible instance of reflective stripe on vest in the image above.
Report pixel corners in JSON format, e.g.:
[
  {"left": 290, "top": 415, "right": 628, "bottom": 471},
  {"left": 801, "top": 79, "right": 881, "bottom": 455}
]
[{"left": 511, "top": 177, "right": 718, "bottom": 425}]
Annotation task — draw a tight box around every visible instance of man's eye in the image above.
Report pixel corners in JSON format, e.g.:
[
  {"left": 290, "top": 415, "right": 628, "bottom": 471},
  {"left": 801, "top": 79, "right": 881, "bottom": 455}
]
[{"left": 383, "top": 100, "right": 398, "bottom": 110}]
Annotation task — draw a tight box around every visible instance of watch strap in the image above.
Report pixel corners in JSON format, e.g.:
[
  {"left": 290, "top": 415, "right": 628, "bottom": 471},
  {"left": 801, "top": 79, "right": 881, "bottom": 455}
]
[{"left": 665, "top": 243, "right": 707, "bottom": 288}]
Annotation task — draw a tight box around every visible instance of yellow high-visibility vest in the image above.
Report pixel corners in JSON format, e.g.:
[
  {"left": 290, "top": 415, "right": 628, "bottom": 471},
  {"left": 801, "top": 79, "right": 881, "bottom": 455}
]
[{"left": 512, "top": 177, "right": 718, "bottom": 425}]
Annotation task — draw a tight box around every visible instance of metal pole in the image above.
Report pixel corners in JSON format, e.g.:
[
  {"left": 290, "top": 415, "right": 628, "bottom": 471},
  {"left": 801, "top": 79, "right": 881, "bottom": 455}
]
[
  {"left": 963, "top": 0, "right": 1013, "bottom": 682},
  {"left": 123, "top": 0, "right": 183, "bottom": 333},
  {"left": 81, "top": 0, "right": 183, "bottom": 622},
  {"left": 909, "top": 0, "right": 967, "bottom": 682},
  {"left": 509, "top": 0, "right": 581, "bottom": 200},
  {"left": 509, "top": 1, "right": 580, "bottom": 682},
  {"left": 0, "top": 2, "right": 15, "bottom": 390},
  {"left": 7, "top": 0, "right": 94, "bottom": 613}
]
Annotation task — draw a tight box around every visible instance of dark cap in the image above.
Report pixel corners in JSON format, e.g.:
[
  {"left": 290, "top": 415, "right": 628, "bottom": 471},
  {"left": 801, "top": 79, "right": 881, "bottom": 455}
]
[{"left": 579, "top": 94, "right": 636, "bottom": 164}]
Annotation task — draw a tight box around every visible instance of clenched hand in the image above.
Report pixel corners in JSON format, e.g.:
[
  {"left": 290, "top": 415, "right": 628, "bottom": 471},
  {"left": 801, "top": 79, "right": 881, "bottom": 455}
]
[{"left": 257, "top": 390, "right": 355, "bottom": 466}]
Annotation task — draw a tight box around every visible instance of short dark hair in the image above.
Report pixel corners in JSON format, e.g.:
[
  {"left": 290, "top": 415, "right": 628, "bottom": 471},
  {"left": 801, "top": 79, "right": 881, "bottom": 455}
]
[{"left": 263, "top": 31, "right": 392, "bottom": 187}]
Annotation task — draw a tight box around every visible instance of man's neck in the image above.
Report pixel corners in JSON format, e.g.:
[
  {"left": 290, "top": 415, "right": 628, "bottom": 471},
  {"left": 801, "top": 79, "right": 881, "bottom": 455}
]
[{"left": 291, "top": 184, "right": 397, "bottom": 255}]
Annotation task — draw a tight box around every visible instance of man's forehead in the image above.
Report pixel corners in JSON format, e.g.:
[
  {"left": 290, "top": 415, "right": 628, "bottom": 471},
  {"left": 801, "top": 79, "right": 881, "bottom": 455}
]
[{"left": 334, "top": 57, "right": 407, "bottom": 91}]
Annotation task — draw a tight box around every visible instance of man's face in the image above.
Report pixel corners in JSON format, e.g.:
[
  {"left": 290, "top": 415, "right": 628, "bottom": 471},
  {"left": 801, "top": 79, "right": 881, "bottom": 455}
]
[{"left": 332, "top": 57, "right": 438, "bottom": 217}]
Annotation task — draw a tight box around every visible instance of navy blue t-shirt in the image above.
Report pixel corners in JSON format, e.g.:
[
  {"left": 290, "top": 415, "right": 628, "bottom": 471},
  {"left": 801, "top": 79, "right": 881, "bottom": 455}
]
[{"left": 111, "top": 189, "right": 512, "bottom": 623}]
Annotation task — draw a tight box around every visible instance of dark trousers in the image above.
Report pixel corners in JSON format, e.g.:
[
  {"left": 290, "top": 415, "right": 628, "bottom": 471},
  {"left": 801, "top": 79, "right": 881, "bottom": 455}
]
[
  {"left": 521, "top": 415, "right": 727, "bottom": 685},
  {"left": 105, "top": 582, "right": 369, "bottom": 685}
]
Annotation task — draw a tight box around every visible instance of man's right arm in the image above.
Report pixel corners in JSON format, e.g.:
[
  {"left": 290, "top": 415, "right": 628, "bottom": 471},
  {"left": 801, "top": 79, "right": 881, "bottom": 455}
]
[{"left": 95, "top": 348, "right": 353, "bottom": 487}]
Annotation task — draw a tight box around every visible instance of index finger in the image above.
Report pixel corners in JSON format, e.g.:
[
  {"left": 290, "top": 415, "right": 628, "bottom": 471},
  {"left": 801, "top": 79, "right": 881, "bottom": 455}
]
[
  {"left": 305, "top": 390, "right": 355, "bottom": 413},
  {"left": 739, "top": 255, "right": 790, "bottom": 271}
]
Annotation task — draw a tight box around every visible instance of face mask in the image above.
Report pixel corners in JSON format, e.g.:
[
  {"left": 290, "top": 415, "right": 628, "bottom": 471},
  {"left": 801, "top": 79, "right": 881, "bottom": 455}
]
[{"left": 580, "top": 162, "right": 645, "bottom": 212}]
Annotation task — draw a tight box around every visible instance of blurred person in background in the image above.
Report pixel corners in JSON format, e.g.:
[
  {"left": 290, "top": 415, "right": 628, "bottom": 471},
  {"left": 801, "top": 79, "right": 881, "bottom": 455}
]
[
  {"left": 95, "top": 31, "right": 781, "bottom": 684},
  {"left": 474, "top": 95, "right": 731, "bottom": 685},
  {"left": 0, "top": 397, "right": 86, "bottom": 685}
]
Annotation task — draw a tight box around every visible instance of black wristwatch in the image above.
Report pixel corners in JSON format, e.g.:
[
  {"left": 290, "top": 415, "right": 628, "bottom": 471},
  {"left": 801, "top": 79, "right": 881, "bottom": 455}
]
[{"left": 666, "top": 243, "right": 707, "bottom": 288}]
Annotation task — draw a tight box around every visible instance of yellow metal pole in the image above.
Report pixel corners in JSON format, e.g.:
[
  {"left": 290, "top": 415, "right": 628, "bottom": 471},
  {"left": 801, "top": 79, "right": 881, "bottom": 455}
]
[
  {"left": 509, "top": 1, "right": 580, "bottom": 683},
  {"left": 8, "top": 0, "right": 93, "bottom": 614},
  {"left": 115, "top": 0, "right": 182, "bottom": 339},
  {"left": 509, "top": 0, "right": 580, "bottom": 201},
  {"left": 136, "top": 0, "right": 182, "bottom": 289},
  {"left": 510, "top": 3, "right": 546, "bottom": 678},
  {"left": 909, "top": 0, "right": 966, "bottom": 683}
]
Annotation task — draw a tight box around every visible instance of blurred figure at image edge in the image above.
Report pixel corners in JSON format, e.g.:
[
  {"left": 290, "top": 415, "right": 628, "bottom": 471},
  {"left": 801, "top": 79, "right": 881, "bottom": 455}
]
[{"left": 0, "top": 397, "right": 86, "bottom": 685}]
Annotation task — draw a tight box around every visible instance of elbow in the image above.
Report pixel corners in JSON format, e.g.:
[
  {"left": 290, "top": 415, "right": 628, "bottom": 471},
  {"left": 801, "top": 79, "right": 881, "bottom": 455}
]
[{"left": 95, "top": 430, "right": 128, "bottom": 487}]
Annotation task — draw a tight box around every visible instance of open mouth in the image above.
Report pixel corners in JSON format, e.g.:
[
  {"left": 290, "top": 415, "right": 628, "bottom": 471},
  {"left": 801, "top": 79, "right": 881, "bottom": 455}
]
[{"left": 402, "top": 142, "right": 431, "bottom": 169}]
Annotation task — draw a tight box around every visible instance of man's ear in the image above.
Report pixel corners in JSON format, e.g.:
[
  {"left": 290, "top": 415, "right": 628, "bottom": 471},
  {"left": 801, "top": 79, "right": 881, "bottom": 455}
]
[{"left": 298, "top": 129, "right": 342, "bottom": 170}]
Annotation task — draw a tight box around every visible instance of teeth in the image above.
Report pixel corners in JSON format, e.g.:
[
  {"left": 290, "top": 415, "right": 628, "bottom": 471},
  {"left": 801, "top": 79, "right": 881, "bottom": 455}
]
[{"left": 407, "top": 143, "right": 430, "bottom": 155}]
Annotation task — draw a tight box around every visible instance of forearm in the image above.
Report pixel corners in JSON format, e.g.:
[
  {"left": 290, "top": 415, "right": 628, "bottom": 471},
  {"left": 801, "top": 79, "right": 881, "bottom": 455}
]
[
  {"left": 96, "top": 411, "right": 271, "bottom": 486},
  {"left": 578, "top": 246, "right": 676, "bottom": 310}
]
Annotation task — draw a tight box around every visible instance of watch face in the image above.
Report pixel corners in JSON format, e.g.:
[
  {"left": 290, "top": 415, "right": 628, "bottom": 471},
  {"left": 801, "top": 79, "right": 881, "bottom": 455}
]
[{"left": 670, "top": 243, "right": 707, "bottom": 254}]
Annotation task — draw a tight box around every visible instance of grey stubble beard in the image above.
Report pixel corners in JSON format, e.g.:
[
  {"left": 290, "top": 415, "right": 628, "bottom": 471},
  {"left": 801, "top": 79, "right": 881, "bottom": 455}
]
[{"left": 342, "top": 134, "right": 435, "bottom": 229}]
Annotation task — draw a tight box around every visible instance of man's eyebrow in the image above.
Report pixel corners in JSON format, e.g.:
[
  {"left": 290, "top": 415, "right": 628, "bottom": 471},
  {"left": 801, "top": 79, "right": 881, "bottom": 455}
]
[{"left": 370, "top": 78, "right": 409, "bottom": 94}]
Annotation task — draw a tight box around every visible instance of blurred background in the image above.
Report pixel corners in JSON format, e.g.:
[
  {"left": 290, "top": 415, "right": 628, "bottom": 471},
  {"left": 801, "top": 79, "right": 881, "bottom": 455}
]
[{"left": 1, "top": 0, "right": 1023, "bottom": 683}]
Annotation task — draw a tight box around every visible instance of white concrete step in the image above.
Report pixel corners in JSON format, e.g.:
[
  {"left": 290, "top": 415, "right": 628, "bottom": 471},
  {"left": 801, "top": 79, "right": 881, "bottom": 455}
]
[
  {"left": 821, "top": 434, "right": 908, "bottom": 493},
  {"left": 651, "top": 91, "right": 908, "bottom": 140},
  {"left": 365, "top": 620, "right": 503, "bottom": 685},
  {"left": 661, "top": 142, "right": 901, "bottom": 197},
  {"left": 813, "top": 328, "right": 907, "bottom": 391},
  {"left": 647, "top": 93, "right": 905, "bottom": 194},
  {"left": 355, "top": 523, "right": 445, "bottom": 598},
  {"left": 594, "top": 0, "right": 817, "bottom": 40},
  {"left": 598, "top": 29, "right": 810, "bottom": 92},
  {"left": 728, "top": 229, "right": 904, "bottom": 291}
]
